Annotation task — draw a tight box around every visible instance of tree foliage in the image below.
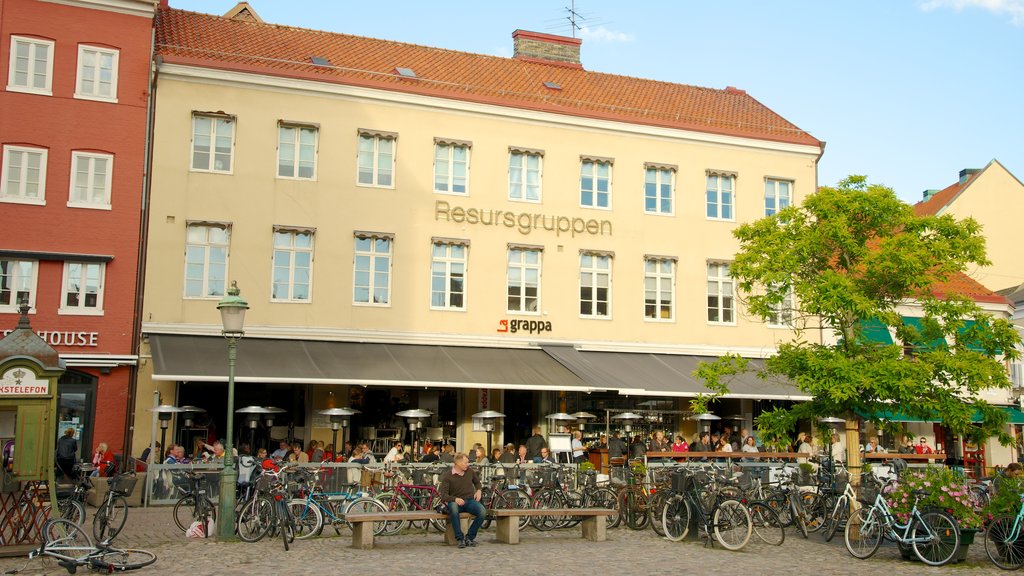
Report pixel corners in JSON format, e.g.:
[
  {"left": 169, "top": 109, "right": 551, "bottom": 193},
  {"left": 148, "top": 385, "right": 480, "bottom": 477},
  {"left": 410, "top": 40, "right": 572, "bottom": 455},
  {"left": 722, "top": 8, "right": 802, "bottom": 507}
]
[{"left": 714, "top": 175, "right": 1021, "bottom": 445}]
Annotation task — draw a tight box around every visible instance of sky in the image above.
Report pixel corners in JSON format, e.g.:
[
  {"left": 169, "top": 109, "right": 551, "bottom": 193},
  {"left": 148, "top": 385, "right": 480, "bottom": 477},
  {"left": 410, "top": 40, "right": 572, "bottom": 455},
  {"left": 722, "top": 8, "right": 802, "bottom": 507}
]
[{"left": 167, "top": 0, "right": 1024, "bottom": 205}]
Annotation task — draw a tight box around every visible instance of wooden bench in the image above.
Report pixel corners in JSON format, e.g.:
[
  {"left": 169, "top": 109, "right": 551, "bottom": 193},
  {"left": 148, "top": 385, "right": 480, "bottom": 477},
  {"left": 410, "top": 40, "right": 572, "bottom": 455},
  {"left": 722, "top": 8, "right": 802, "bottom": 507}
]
[
  {"left": 346, "top": 507, "right": 616, "bottom": 548},
  {"left": 491, "top": 507, "right": 614, "bottom": 544}
]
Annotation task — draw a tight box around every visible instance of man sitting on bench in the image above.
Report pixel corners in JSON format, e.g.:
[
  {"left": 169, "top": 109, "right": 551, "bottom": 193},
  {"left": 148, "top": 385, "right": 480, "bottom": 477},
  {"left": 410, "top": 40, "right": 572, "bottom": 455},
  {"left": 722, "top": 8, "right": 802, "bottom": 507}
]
[{"left": 438, "top": 452, "right": 485, "bottom": 548}]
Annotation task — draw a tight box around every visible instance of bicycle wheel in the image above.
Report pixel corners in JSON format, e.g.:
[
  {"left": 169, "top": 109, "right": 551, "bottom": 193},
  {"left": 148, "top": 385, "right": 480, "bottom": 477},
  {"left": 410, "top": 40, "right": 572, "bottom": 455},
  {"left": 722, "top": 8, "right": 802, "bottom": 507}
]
[
  {"left": 800, "top": 492, "right": 826, "bottom": 533},
  {"left": 13, "top": 499, "right": 35, "bottom": 542},
  {"left": 748, "top": 501, "right": 784, "bottom": 546},
  {"left": 985, "top": 515, "right": 1024, "bottom": 570},
  {"left": 58, "top": 498, "right": 86, "bottom": 525},
  {"left": 237, "top": 497, "right": 274, "bottom": 543},
  {"left": 428, "top": 495, "right": 447, "bottom": 532},
  {"left": 172, "top": 495, "right": 196, "bottom": 532},
  {"left": 648, "top": 490, "right": 669, "bottom": 536},
  {"left": 823, "top": 497, "right": 849, "bottom": 543},
  {"left": 844, "top": 506, "right": 883, "bottom": 559},
  {"left": 662, "top": 494, "right": 690, "bottom": 542},
  {"left": 375, "top": 492, "right": 408, "bottom": 536},
  {"left": 531, "top": 489, "right": 568, "bottom": 531},
  {"left": 278, "top": 501, "right": 294, "bottom": 551},
  {"left": 287, "top": 499, "right": 323, "bottom": 540},
  {"left": 623, "top": 490, "right": 650, "bottom": 531},
  {"left": 712, "top": 499, "right": 752, "bottom": 551},
  {"left": 43, "top": 518, "right": 93, "bottom": 550},
  {"left": 911, "top": 510, "right": 959, "bottom": 566},
  {"left": 93, "top": 548, "right": 157, "bottom": 571},
  {"left": 93, "top": 496, "right": 128, "bottom": 542},
  {"left": 344, "top": 497, "right": 387, "bottom": 536},
  {"left": 587, "top": 487, "right": 620, "bottom": 530},
  {"left": 790, "top": 493, "right": 808, "bottom": 539}
]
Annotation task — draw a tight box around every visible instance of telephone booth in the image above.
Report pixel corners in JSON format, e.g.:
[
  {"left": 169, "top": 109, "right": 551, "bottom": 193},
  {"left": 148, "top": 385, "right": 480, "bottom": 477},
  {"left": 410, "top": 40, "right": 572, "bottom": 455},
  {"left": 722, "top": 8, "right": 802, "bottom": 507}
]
[{"left": 0, "top": 304, "right": 64, "bottom": 554}]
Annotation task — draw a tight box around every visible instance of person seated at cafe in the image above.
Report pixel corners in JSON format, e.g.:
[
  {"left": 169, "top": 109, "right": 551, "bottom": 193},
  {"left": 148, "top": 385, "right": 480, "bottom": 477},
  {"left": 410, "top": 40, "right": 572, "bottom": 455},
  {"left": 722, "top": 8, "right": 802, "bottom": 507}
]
[
  {"left": 595, "top": 434, "right": 609, "bottom": 450},
  {"left": 383, "top": 441, "right": 405, "bottom": 463},
  {"left": 672, "top": 435, "right": 689, "bottom": 452},
  {"left": 915, "top": 437, "right": 934, "bottom": 454},
  {"left": 474, "top": 446, "right": 490, "bottom": 465},
  {"left": 629, "top": 435, "right": 647, "bottom": 459},
  {"left": 716, "top": 436, "right": 733, "bottom": 453},
  {"left": 649, "top": 430, "right": 670, "bottom": 452},
  {"left": 691, "top": 432, "right": 712, "bottom": 453},
  {"left": 538, "top": 447, "right": 556, "bottom": 464},
  {"left": 863, "top": 437, "right": 883, "bottom": 453},
  {"left": 897, "top": 435, "right": 915, "bottom": 454},
  {"left": 271, "top": 440, "right": 290, "bottom": 460},
  {"left": 608, "top": 432, "right": 627, "bottom": 459},
  {"left": 420, "top": 445, "right": 441, "bottom": 463},
  {"left": 499, "top": 443, "right": 517, "bottom": 464},
  {"left": 440, "top": 444, "right": 455, "bottom": 464},
  {"left": 796, "top": 434, "right": 814, "bottom": 463},
  {"left": 516, "top": 444, "right": 528, "bottom": 464},
  {"left": 741, "top": 436, "right": 759, "bottom": 454}
]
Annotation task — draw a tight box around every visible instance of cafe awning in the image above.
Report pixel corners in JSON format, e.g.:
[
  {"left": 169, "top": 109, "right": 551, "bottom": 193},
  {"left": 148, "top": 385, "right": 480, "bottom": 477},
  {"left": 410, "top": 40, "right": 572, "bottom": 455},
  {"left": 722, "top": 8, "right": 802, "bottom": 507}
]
[
  {"left": 858, "top": 405, "right": 1024, "bottom": 424},
  {"left": 541, "top": 345, "right": 809, "bottom": 400},
  {"left": 148, "top": 334, "right": 593, "bottom": 391}
]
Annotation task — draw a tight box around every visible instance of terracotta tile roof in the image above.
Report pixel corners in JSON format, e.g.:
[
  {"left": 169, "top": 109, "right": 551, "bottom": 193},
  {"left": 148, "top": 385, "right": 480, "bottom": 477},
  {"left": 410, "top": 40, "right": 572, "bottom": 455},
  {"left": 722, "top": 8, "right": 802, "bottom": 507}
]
[
  {"left": 913, "top": 171, "right": 979, "bottom": 216},
  {"left": 154, "top": 8, "right": 822, "bottom": 148},
  {"left": 930, "top": 271, "right": 1009, "bottom": 306}
]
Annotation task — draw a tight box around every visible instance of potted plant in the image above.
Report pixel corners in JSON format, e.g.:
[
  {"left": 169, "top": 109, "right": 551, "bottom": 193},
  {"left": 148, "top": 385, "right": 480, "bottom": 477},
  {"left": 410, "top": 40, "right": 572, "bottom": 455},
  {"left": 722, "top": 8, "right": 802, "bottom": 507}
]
[
  {"left": 886, "top": 466, "right": 982, "bottom": 563},
  {"left": 984, "top": 472, "right": 1024, "bottom": 522}
]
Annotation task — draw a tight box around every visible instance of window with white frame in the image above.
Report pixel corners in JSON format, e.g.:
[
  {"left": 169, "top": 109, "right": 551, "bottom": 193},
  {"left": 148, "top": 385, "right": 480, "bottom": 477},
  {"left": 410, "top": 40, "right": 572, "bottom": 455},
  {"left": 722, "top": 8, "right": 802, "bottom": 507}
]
[
  {"left": 580, "top": 158, "right": 611, "bottom": 209},
  {"left": 191, "top": 114, "right": 234, "bottom": 173},
  {"left": 1011, "top": 361, "right": 1024, "bottom": 390},
  {"left": 75, "top": 45, "right": 118, "bottom": 101},
  {"left": 508, "top": 149, "right": 542, "bottom": 202},
  {"left": 0, "top": 259, "right": 36, "bottom": 310},
  {"left": 433, "top": 140, "right": 469, "bottom": 194},
  {"left": 765, "top": 178, "right": 792, "bottom": 216},
  {"left": 644, "top": 257, "right": 674, "bottom": 321},
  {"left": 184, "top": 223, "right": 229, "bottom": 298},
  {"left": 357, "top": 131, "right": 395, "bottom": 187},
  {"left": 60, "top": 261, "right": 104, "bottom": 313},
  {"left": 767, "top": 286, "right": 794, "bottom": 327},
  {"left": 271, "top": 228, "right": 313, "bottom": 302},
  {"left": 354, "top": 234, "right": 392, "bottom": 305},
  {"left": 277, "top": 124, "right": 317, "bottom": 179},
  {"left": 580, "top": 252, "right": 611, "bottom": 318},
  {"left": 707, "top": 262, "right": 735, "bottom": 324},
  {"left": 644, "top": 165, "right": 674, "bottom": 214},
  {"left": 431, "top": 241, "right": 466, "bottom": 310},
  {"left": 507, "top": 248, "right": 541, "bottom": 313},
  {"left": 1, "top": 145, "right": 47, "bottom": 204},
  {"left": 706, "top": 172, "right": 735, "bottom": 220},
  {"left": 7, "top": 36, "right": 53, "bottom": 95},
  {"left": 68, "top": 152, "right": 112, "bottom": 208}
]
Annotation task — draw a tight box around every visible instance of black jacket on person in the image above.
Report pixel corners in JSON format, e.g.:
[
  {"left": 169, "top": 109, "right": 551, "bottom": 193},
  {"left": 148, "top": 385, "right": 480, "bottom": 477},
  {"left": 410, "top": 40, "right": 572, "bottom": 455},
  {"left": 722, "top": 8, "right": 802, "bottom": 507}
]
[
  {"left": 607, "top": 436, "right": 627, "bottom": 458},
  {"left": 525, "top": 434, "right": 546, "bottom": 461}
]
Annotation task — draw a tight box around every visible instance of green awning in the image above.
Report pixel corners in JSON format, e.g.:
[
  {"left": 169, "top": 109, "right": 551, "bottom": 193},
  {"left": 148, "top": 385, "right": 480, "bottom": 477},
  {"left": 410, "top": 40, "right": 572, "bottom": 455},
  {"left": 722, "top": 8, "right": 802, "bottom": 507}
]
[
  {"left": 858, "top": 405, "right": 1024, "bottom": 424},
  {"left": 859, "top": 317, "right": 893, "bottom": 345}
]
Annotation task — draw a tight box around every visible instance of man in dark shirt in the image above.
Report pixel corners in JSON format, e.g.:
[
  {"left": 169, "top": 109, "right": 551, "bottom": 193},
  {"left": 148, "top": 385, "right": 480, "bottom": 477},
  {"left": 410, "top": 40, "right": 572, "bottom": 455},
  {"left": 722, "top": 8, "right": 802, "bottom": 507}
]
[
  {"left": 498, "top": 443, "right": 517, "bottom": 464},
  {"left": 55, "top": 428, "right": 78, "bottom": 481},
  {"left": 525, "top": 426, "right": 546, "bottom": 462},
  {"left": 438, "top": 452, "right": 485, "bottom": 548},
  {"left": 608, "top": 432, "right": 627, "bottom": 459}
]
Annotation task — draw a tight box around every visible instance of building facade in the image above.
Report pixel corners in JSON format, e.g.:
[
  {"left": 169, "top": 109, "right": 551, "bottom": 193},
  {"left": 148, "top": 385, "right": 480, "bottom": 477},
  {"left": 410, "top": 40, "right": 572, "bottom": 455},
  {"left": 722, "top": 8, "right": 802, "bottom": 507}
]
[
  {"left": 133, "top": 4, "right": 825, "bottom": 455},
  {"left": 0, "top": 0, "right": 156, "bottom": 459}
]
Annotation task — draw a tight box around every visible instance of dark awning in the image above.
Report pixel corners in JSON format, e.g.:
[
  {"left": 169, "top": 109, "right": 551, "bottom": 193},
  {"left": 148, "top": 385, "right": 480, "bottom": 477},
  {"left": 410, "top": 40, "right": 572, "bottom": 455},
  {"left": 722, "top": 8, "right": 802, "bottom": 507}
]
[
  {"left": 149, "top": 334, "right": 592, "bottom": 391},
  {"left": 542, "top": 345, "right": 809, "bottom": 401}
]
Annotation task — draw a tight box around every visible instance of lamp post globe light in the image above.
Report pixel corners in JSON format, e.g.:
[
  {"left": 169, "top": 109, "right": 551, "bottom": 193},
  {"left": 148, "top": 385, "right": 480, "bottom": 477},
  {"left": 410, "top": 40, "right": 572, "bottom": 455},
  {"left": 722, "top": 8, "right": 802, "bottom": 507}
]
[{"left": 216, "top": 281, "right": 248, "bottom": 540}]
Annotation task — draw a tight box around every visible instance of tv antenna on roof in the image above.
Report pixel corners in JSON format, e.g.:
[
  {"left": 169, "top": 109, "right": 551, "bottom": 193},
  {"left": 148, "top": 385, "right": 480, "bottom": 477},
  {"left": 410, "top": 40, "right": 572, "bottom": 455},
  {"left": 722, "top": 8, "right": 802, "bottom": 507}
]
[{"left": 566, "top": 0, "right": 583, "bottom": 38}]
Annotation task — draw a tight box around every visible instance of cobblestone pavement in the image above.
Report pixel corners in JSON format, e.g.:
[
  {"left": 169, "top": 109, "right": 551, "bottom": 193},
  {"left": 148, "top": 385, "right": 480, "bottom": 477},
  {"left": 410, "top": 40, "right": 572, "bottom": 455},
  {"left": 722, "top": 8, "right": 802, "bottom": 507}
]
[{"left": 0, "top": 506, "right": 1008, "bottom": 575}]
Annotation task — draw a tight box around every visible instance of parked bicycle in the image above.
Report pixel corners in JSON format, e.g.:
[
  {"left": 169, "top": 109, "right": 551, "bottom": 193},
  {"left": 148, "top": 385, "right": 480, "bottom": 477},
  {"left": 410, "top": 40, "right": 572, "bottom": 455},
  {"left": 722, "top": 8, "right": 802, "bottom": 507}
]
[
  {"left": 3, "top": 518, "right": 156, "bottom": 574},
  {"left": 55, "top": 464, "right": 93, "bottom": 526},
  {"left": 171, "top": 469, "right": 216, "bottom": 536},
  {"left": 93, "top": 470, "right": 136, "bottom": 542},
  {"left": 662, "top": 468, "right": 752, "bottom": 550},
  {"left": 286, "top": 465, "right": 389, "bottom": 538},
  {"left": 375, "top": 464, "right": 448, "bottom": 535},
  {"left": 844, "top": 475, "right": 960, "bottom": 565},
  {"left": 984, "top": 492, "right": 1024, "bottom": 569}
]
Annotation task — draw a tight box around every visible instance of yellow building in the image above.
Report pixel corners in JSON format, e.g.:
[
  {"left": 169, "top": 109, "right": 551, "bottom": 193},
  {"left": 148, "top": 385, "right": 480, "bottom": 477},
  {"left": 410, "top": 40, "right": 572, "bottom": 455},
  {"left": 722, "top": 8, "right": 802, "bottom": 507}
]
[{"left": 132, "top": 4, "right": 824, "bottom": 456}]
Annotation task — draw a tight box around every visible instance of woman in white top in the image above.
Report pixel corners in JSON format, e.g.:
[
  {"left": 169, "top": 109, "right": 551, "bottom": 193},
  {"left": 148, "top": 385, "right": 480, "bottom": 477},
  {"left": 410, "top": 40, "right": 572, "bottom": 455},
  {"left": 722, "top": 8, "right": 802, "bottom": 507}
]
[
  {"left": 741, "top": 436, "right": 759, "bottom": 453},
  {"left": 383, "top": 441, "right": 405, "bottom": 463}
]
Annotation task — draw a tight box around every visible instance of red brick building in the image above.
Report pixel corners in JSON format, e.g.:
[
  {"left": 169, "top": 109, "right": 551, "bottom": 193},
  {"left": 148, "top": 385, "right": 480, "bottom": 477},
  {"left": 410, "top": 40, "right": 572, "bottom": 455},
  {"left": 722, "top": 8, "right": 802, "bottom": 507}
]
[{"left": 0, "top": 0, "right": 156, "bottom": 460}]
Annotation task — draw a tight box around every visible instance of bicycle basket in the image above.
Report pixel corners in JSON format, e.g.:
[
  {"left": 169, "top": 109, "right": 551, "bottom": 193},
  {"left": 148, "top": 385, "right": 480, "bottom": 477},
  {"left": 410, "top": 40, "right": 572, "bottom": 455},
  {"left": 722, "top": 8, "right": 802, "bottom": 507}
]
[
  {"left": 857, "top": 481, "right": 880, "bottom": 505},
  {"left": 109, "top": 474, "right": 138, "bottom": 497},
  {"left": 671, "top": 470, "right": 692, "bottom": 493},
  {"left": 529, "top": 467, "right": 558, "bottom": 489}
]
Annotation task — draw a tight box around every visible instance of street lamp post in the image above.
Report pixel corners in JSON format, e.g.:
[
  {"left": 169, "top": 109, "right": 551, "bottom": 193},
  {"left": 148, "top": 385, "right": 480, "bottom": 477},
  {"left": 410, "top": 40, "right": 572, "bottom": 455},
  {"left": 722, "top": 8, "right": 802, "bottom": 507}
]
[{"left": 216, "top": 281, "right": 248, "bottom": 541}]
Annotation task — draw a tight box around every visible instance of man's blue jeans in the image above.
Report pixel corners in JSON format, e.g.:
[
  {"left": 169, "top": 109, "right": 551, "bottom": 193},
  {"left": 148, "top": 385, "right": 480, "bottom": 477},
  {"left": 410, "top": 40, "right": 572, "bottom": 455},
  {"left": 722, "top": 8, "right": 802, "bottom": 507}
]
[{"left": 447, "top": 499, "right": 486, "bottom": 541}]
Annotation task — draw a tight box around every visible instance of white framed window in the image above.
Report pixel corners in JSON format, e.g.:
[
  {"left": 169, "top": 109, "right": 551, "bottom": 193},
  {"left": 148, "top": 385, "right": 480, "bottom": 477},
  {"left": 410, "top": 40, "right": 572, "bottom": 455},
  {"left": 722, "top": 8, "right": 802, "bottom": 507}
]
[
  {"left": 59, "top": 261, "right": 104, "bottom": 314},
  {"left": 184, "top": 223, "right": 230, "bottom": 298},
  {"left": 707, "top": 262, "right": 735, "bottom": 324},
  {"left": 7, "top": 36, "right": 53, "bottom": 95},
  {"left": 580, "top": 252, "right": 611, "bottom": 318},
  {"left": 0, "top": 259, "right": 37, "bottom": 312},
  {"left": 191, "top": 114, "right": 234, "bottom": 173},
  {"left": 508, "top": 149, "right": 542, "bottom": 202},
  {"left": 67, "top": 152, "right": 112, "bottom": 209},
  {"left": 1, "top": 145, "right": 47, "bottom": 204},
  {"left": 507, "top": 248, "right": 541, "bottom": 314},
  {"left": 354, "top": 234, "right": 392, "bottom": 305},
  {"left": 75, "top": 45, "right": 118, "bottom": 102},
  {"left": 1011, "top": 361, "right": 1024, "bottom": 390},
  {"left": 277, "top": 124, "right": 317, "bottom": 180},
  {"left": 357, "top": 131, "right": 395, "bottom": 187},
  {"left": 580, "top": 159, "right": 611, "bottom": 209},
  {"left": 431, "top": 241, "right": 466, "bottom": 310},
  {"left": 765, "top": 178, "right": 792, "bottom": 216},
  {"left": 433, "top": 140, "right": 469, "bottom": 194},
  {"left": 271, "top": 228, "right": 313, "bottom": 302},
  {"left": 644, "top": 165, "right": 674, "bottom": 215},
  {"left": 767, "top": 286, "right": 795, "bottom": 327},
  {"left": 644, "top": 257, "right": 675, "bottom": 321},
  {"left": 706, "top": 173, "right": 735, "bottom": 220}
]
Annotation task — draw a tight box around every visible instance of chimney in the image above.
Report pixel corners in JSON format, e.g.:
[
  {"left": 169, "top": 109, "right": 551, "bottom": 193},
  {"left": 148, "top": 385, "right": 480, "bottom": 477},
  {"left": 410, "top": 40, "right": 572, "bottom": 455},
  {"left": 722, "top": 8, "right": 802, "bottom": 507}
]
[
  {"left": 958, "top": 168, "right": 980, "bottom": 185},
  {"left": 512, "top": 30, "right": 582, "bottom": 67},
  {"left": 922, "top": 189, "right": 940, "bottom": 201}
]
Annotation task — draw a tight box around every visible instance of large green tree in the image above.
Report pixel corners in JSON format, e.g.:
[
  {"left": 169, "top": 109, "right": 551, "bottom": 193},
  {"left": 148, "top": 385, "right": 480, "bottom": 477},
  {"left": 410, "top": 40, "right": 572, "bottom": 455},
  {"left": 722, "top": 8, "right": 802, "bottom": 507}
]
[{"left": 715, "top": 175, "right": 1020, "bottom": 446}]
